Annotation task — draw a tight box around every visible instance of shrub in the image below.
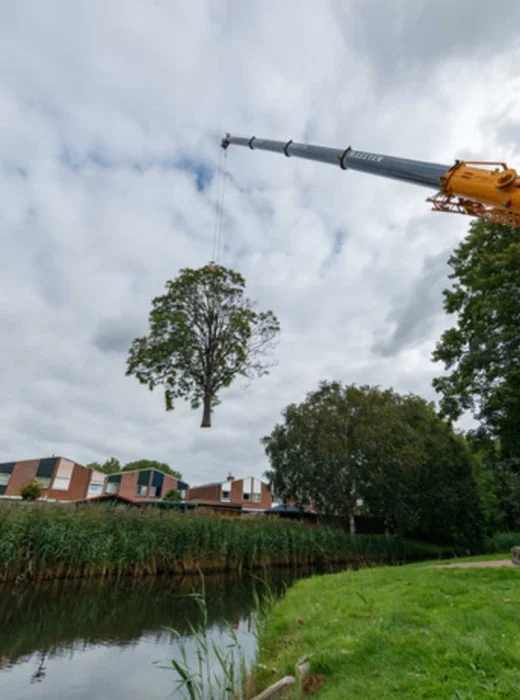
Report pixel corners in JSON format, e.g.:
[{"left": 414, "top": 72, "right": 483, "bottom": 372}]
[
  {"left": 484, "top": 532, "right": 520, "bottom": 553},
  {"left": 20, "top": 480, "right": 44, "bottom": 501}
]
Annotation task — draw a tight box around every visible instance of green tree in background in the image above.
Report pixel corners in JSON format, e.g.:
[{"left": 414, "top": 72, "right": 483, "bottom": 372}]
[
  {"left": 466, "top": 429, "right": 520, "bottom": 532},
  {"left": 122, "top": 460, "right": 182, "bottom": 479},
  {"left": 263, "top": 381, "right": 487, "bottom": 543},
  {"left": 432, "top": 220, "right": 520, "bottom": 461},
  {"left": 126, "top": 263, "right": 280, "bottom": 428},
  {"left": 88, "top": 457, "right": 122, "bottom": 475},
  {"left": 87, "top": 458, "right": 182, "bottom": 480},
  {"left": 263, "top": 381, "right": 417, "bottom": 534}
]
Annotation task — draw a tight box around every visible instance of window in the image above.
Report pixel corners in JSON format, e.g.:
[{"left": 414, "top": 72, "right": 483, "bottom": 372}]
[
  {"left": 36, "top": 477, "right": 51, "bottom": 489},
  {"left": 52, "top": 459, "right": 74, "bottom": 491},
  {"left": 36, "top": 458, "right": 57, "bottom": 481},
  {"left": 243, "top": 493, "right": 250, "bottom": 501},
  {"left": 52, "top": 476, "right": 71, "bottom": 491},
  {"left": 105, "top": 481, "right": 120, "bottom": 495},
  {"left": 180, "top": 489, "right": 187, "bottom": 500},
  {"left": 221, "top": 490, "right": 231, "bottom": 502},
  {"left": 136, "top": 485, "right": 148, "bottom": 497},
  {"left": 0, "top": 474, "right": 10, "bottom": 486},
  {"left": 88, "top": 483, "right": 103, "bottom": 496},
  {"left": 148, "top": 486, "right": 157, "bottom": 498},
  {"left": 252, "top": 493, "right": 261, "bottom": 503}
]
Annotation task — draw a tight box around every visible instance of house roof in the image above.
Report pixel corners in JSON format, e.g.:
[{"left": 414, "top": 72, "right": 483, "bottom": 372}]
[
  {"left": 75, "top": 494, "right": 196, "bottom": 510},
  {"left": 113, "top": 467, "right": 185, "bottom": 480},
  {"left": 186, "top": 499, "right": 243, "bottom": 512},
  {"left": 74, "top": 494, "right": 139, "bottom": 506},
  {"left": 2, "top": 456, "right": 94, "bottom": 470}
]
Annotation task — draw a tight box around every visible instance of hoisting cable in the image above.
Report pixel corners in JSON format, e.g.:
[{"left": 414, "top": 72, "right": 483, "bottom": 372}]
[
  {"left": 215, "top": 148, "right": 228, "bottom": 263},
  {"left": 212, "top": 148, "right": 225, "bottom": 263}
]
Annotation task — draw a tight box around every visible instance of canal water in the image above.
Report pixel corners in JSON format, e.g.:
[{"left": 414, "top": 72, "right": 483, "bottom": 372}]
[{"left": 0, "top": 569, "right": 325, "bottom": 699}]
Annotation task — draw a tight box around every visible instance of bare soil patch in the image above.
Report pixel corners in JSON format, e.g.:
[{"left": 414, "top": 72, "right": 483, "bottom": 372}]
[{"left": 430, "top": 559, "right": 517, "bottom": 569}]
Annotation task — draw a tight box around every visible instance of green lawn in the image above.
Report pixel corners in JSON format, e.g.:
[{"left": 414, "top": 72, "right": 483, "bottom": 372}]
[{"left": 254, "top": 556, "right": 520, "bottom": 698}]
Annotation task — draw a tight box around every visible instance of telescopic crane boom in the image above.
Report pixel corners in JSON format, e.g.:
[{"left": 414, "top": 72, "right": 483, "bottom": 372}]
[{"left": 221, "top": 134, "right": 520, "bottom": 228}]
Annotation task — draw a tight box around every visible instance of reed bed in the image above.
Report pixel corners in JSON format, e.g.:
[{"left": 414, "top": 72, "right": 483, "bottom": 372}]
[{"left": 0, "top": 503, "right": 455, "bottom": 582}]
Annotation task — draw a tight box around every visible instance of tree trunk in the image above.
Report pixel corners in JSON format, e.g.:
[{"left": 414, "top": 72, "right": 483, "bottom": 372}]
[
  {"left": 201, "top": 393, "right": 212, "bottom": 428},
  {"left": 348, "top": 511, "right": 356, "bottom": 535}
]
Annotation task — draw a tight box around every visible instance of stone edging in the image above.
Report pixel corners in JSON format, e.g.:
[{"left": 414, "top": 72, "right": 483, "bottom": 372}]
[{"left": 251, "top": 662, "right": 310, "bottom": 700}]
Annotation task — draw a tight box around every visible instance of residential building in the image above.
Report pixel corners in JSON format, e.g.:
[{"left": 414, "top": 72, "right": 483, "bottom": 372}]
[
  {"left": 0, "top": 457, "right": 106, "bottom": 501},
  {"left": 104, "top": 469, "right": 189, "bottom": 501},
  {"left": 187, "top": 474, "right": 272, "bottom": 510}
]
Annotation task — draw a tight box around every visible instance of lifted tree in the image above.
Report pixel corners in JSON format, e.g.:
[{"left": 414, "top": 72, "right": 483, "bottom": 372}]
[{"left": 126, "top": 263, "right": 280, "bottom": 427}]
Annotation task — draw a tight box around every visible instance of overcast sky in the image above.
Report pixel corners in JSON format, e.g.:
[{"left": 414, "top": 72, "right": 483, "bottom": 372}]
[{"left": 1, "top": 0, "right": 520, "bottom": 486}]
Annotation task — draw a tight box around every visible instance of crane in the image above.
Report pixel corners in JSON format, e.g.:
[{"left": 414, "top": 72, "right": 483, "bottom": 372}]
[{"left": 220, "top": 134, "right": 520, "bottom": 228}]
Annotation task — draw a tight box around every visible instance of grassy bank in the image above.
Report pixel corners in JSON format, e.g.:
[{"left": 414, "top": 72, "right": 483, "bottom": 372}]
[
  {"left": 0, "top": 503, "right": 457, "bottom": 582},
  {"left": 252, "top": 555, "right": 520, "bottom": 698}
]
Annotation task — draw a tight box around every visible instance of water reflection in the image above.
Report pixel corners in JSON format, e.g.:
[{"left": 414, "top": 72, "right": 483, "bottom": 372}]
[{"left": 0, "top": 569, "right": 316, "bottom": 700}]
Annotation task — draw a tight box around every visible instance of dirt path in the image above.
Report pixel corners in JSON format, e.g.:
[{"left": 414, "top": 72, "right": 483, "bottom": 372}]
[{"left": 430, "top": 559, "right": 517, "bottom": 569}]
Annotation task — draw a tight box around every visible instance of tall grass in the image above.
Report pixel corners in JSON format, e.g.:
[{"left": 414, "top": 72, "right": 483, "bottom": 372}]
[
  {"left": 0, "top": 503, "right": 458, "bottom": 582},
  {"left": 161, "top": 572, "right": 250, "bottom": 700},
  {"left": 163, "top": 573, "right": 281, "bottom": 700}
]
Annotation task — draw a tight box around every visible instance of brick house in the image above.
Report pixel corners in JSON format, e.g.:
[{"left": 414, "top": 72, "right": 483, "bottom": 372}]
[
  {"left": 104, "top": 469, "right": 189, "bottom": 502},
  {"left": 187, "top": 474, "right": 272, "bottom": 510},
  {"left": 0, "top": 457, "right": 106, "bottom": 501}
]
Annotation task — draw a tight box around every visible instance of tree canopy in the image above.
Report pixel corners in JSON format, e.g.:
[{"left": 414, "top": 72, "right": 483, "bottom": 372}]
[
  {"left": 87, "top": 458, "right": 181, "bottom": 479},
  {"left": 126, "top": 263, "right": 280, "bottom": 427},
  {"left": 122, "top": 460, "right": 182, "bottom": 479},
  {"left": 432, "top": 220, "right": 520, "bottom": 460},
  {"left": 87, "top": 457, "right": 122, "bottom": 474},
  {"left": 263, "top": 381, "right": 486, "bottom": 543}
]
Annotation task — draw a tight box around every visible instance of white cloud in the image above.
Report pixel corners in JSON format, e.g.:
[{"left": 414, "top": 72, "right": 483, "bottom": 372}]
[{"left": 1, "top": 0, "right": 519, "bottom": 485}]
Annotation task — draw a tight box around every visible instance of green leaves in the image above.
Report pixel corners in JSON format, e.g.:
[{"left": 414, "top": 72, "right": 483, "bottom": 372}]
[
  {"left": 126, "top": 263, "right": 280, "bottom": 427},
  {"left": 432, "top": 221, "right": 520, "bottom": 458},
  {"left": 122, "top": 460, "right": 181, "bottom": 479},
  {"left": 263, "top": 381, "right": 486, "bottom": 543},
  {"left": 87, "top": 458, "right": 122, "bottom": 475},
  {"left": 20, "top": 479, "right": 44, "bottom": 501}
]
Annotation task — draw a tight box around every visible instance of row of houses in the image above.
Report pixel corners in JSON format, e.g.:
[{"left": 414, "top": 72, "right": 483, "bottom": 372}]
[{"left": 0, "top": 456, "right": 273, "bottom": 511}]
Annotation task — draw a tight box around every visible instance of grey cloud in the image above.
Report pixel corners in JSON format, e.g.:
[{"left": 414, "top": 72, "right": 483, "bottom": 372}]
[
  {"left": 333, "top": 0, "right": 520, "bottom": 91},
  {"left": 13, "top": 407, "right": 78, "bottom": 446},
  {"left": 332, "top": 229, "right": 347, "bottom": 256},
  {"left": 93, "top": 318, "right": 142, "bottom": 355},
  {"left": 494, "top": 119, "right": 520, "bottom": 153},
  {"left": 371, "top": 248, "right": 452, "bottom": 358}
]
